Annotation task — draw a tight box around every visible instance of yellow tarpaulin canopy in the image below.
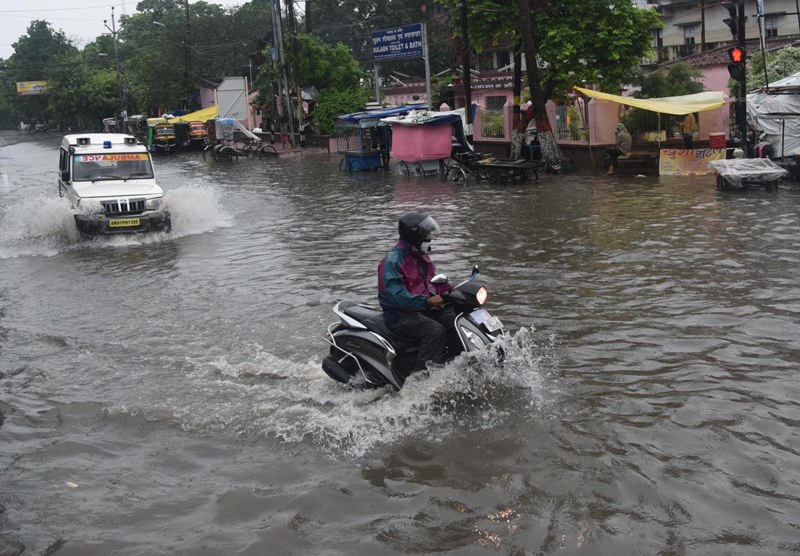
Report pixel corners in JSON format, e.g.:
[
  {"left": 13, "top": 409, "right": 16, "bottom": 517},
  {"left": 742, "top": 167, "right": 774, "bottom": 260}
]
[
  {"left": 168, "top": 105, "right": 219, "bottom": 123},
  {"left": 574, "top": 86, "right": 725, "bottom": 115}
]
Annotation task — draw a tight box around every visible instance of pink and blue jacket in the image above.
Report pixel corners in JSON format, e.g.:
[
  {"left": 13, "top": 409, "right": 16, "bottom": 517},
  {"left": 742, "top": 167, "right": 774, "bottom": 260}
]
[{"left": 378, "top": 240, "right": 451, "bottom": 325}]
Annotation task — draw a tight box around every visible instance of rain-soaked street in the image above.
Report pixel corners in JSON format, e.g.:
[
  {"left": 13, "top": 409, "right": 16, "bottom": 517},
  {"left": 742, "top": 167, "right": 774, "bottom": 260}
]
[{"left": 1, "top": 131, "right": 799, "bottom": 555}]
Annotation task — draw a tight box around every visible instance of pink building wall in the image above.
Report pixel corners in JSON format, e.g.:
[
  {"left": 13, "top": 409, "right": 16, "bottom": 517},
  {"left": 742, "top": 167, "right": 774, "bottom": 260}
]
[{"left": 383, "top": 82, "right": 731, "bottom": 147}]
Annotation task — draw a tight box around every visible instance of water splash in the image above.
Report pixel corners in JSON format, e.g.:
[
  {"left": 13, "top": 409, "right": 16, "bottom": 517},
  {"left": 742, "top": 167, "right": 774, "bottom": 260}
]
[
  {"left": 166, "top": 183, "right": 233, "bottom": 237},
  {"left": 158, "top": 327, "right": 560, "bottom": 460},
  {"left": 0, "top": 184, "right": 231, "bottom": 258},
  {"left": 0, "top": 193, "right": 80, "bottom": 257}
]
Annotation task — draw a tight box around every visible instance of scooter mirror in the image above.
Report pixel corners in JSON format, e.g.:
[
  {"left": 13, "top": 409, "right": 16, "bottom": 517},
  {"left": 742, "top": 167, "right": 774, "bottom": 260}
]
[{"left": 431, "top": 273, "right": 448, "bottom": 284}]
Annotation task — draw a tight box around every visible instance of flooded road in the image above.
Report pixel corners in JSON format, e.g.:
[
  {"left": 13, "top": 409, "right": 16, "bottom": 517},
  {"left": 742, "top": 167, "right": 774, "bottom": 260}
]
[{"left": 1, "top": 131, "right": 799, "bottom": 554}]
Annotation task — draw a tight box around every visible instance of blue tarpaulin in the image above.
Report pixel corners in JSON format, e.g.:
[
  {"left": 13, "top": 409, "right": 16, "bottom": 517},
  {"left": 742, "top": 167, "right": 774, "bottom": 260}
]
[{"left": 335, "top": 105, "right": 426, "bottom": 128}]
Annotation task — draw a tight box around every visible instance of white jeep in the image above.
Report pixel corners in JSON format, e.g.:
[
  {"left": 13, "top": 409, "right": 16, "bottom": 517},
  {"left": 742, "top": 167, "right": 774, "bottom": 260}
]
[{"left": 58, "top": 133, "right": 171, "bottom": 236}]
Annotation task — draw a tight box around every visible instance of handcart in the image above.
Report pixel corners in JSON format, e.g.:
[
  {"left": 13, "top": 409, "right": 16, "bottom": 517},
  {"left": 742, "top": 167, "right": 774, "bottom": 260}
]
[
  {"left": 380, "top": 108, "right": 544, "bottom": 184},
  {"left": 381, "top": 109, "right": 466, "bottom": 177},
  {"left": 334, "top": 105, "right": 424, "bottom": 172},
  {"left": 445, "top": 150, "right": 543, "bottom": 184},
  {"left": 201, "top": 118, "right": 275, "bottom": 161},
  {"left": 709, "top": 158, "right": 788, "bottom": 191}
]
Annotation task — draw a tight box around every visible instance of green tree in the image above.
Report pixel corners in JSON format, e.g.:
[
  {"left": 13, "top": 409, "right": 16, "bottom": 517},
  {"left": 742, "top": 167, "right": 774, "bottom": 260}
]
[
  {"left": 745, "top": 46, "right": 800, "bottom": 92},
  {"left": 295, "top": 34, "right": 366, "bottom": 91},
  {"left": 121, "top": 0, "right": 271, "bottom": 113},
  {"left": 439, "top": 0, "right": 661, "bottom": 169},
  {"left": 311, "top": 87, "right": 369, "bottom": 135},
  {"left": 1, "top": 20, "right": 77, "bottom": 127},
  {"left": 253, "top": 32, "right": 367, "bottom": 133},
  {"left": 44, "top": 48, "right": 119, "bottom": 130},
  {"left": 307, "top": 0, "right": 453, "bottom": 77},
  {"left": 634, "top": 62, "right": 705, "bottom": 98},
  {"left": 622, "top": 62, "right": 705, "bottom": 134}
]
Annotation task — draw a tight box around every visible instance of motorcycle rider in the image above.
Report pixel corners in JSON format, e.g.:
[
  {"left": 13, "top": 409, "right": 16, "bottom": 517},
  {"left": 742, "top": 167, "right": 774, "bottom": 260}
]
[{"left": 378, "top": 211, "right": 455, "bottom": 373}]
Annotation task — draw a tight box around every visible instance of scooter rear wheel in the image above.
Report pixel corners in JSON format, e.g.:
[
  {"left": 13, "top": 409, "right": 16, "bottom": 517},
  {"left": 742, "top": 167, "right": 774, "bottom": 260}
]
[{"left": 322, "top": 346, "right": 359, "bottom": 384}]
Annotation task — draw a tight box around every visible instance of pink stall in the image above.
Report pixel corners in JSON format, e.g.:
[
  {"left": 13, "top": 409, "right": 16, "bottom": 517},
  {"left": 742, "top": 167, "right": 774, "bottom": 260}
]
[{"left": 381, "top": 110, "right": 466, "bottom": 176}]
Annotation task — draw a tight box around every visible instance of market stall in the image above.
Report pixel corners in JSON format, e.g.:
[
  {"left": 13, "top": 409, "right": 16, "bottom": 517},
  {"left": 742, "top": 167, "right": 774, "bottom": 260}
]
[{"left": 334, "top": 105, "right": 424, "bottom": 172}]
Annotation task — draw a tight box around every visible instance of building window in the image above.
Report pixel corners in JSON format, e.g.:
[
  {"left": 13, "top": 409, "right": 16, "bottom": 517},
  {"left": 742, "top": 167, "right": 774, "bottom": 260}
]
[
  {"left": 480, "top": 96, "right": 507, "bottom": 139},
  {"left": 496, "top": 50, "right": 511, "bottom": 70},
  {"left": 485, "top": 96, "right": 506, "bottom": 112},
  {"left": 765, "top": 16, "right": 779, "bottom": 38},
  {"left": 684, "top": 25, "right": 696, "bottom": 45},
  {"left": 652, "top": 29, "right": 663, "bottom": 48}
]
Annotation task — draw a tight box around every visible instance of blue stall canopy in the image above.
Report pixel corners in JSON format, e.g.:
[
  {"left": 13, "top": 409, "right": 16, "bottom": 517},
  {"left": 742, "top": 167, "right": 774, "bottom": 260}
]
[
  {"left": 335, "top": 104, "right": 426, "bottom": 128},
  {"left": 335, "top": 105, "right": 425, "bottom": 170}
]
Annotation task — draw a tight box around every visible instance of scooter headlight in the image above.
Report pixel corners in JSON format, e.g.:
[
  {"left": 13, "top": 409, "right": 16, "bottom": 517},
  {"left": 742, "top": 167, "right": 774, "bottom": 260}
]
[{"left": 476, "top": 287, "right": 488, "bottom": 305}]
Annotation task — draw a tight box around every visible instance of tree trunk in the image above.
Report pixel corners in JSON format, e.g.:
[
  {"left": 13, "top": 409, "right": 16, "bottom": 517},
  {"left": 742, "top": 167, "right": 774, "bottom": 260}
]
[
  {"left": 517, "top": 0, "right": 562, "bottom": 171},
  {"left": 511, "top": 47, "right": 522, "bottom": 158}
]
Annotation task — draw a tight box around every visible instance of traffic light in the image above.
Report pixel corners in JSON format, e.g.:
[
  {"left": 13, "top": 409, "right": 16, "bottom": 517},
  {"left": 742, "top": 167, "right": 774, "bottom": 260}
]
[
  {"left": 722, "top": 1, "right": 739, "bottom": 39},
  {"left": 728, "top": 46, "right": 746, "bottom": 81}
]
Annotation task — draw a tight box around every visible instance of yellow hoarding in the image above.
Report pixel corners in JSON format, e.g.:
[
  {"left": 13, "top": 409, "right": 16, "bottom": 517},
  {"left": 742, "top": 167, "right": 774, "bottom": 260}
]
[
  {"left": 16, "top": 81, "right": 48, "bottom": 96},
  {"left": 659, "top": 148, "right": 726, "bottom": 176}
]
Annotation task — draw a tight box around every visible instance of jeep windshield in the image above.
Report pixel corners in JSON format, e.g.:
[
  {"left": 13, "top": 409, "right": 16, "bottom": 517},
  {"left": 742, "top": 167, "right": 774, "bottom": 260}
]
[{"left": 72, "top": 153, "right": 155, "bottom": 182}]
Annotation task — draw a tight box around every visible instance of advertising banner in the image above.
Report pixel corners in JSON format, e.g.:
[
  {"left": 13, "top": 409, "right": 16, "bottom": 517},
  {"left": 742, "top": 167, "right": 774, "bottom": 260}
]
[
  {"left": 16, "top": 81, "right": 48, "bottom": 96},
  {"left": 659, "top": 148, "right": 726, "bottom": 176},
  {"left": 372, "top": 23, "right": 424, "bottom": 61}
]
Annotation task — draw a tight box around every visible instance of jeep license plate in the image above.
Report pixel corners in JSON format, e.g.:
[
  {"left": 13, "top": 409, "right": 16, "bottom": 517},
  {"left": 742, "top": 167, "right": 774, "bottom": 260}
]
[
  {"left": 109, "top": 218, "right": 140, "bottom": 228},
  {"left": 483, "top": 316, "right": 503, "bottom": 332}
]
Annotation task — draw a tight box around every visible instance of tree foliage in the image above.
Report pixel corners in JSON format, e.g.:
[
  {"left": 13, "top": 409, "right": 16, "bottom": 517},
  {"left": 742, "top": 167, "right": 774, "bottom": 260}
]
[
  {"left": 633, "top": 62, "right": 705, "bottom": 98},
  {"left": 0, "top": 0, "right": 664, "bottom": 135},
  {"left": 311, "top": 87, "right": 369, "bottom": 135},
  {"left": 438, "top": 0, "right": 662, "bottom": 99},
  {"left": 744, "top": 46, "right": 800, "bottom": 92},
  {"left": 435, "top": 0, "right": 661, "bottom": 168},
  {"left": 622, "top": 62, "right": 705, "bottom": 133},
  {"left": 294, "top": 34, "right": 366, "bottom": 92},
  {"left": 0, "top": 20, "right": 77, "bottom": 127},
  {"left": 44, "top": 50, "right": 119, "bottom": 130}
]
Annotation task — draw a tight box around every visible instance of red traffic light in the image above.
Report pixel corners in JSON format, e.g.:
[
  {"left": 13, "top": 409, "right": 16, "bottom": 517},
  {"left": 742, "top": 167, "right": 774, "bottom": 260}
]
[{"left": 728, "top": 47, "right": 746, "bottom": 63}]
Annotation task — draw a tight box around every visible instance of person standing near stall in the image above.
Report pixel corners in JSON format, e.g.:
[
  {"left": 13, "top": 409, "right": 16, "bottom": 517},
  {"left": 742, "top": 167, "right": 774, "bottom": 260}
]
[{"left": 681, "top": 113, "right": 696, "bottom": 149}]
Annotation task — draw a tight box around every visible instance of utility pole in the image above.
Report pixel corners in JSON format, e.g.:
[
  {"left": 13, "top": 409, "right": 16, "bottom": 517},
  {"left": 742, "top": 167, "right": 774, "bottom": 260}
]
[
  {"left": 460, "top": 0, "right": 473, "bottom": 143},
  {"left": 271, "top": 0, "right": 295, "bottom": 144},
  {"left": 104, "top": 7, "right": 123, "bottom": 118},
  {"left": 737, "top": 0, "right": 748, "bottom": 156},
  {"left": 700, "top": 0, "right": 706, "bottom": 51},
  {"left": 286, "top": 0, "right": 303, "bottom": 145},
  {"left": 184, "top": 0, "right": 192, "bottom": 110}
]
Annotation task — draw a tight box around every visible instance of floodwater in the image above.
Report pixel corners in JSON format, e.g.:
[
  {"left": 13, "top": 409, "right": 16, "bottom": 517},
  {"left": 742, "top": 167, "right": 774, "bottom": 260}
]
[{"left": 1, "top": 131, "right": 799, "bottom": 555}]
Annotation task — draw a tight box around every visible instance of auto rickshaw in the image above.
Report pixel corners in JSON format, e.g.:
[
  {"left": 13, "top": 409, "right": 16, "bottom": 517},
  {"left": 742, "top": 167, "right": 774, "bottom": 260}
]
[
  {"left": 188, "top": 121, "right": 208, "bottom": 149},
  {"left": 148, "top": 121, "right": 177, "bottom": 154}
]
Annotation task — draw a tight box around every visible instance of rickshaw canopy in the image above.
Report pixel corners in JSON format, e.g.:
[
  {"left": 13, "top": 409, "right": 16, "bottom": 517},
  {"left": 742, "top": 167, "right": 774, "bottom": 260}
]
[{"left": 168, "top": 105, "right": 219, "bottom": 123}]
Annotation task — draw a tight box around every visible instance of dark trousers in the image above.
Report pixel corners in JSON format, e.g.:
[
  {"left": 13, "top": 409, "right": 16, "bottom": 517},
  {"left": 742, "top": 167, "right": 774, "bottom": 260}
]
[
  {"left": 389, "top": 307, "right": 457, "bottom": 372},
  {"left": 682, "top": 133, "right": 693, "bottom": 149},
  {"left": 606, "top": 146, "right": 625, "bottom": 168}
]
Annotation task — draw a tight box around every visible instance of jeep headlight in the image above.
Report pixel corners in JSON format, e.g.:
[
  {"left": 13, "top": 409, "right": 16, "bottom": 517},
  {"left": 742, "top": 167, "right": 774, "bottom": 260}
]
[{"left": 145, "top": 197, "right": 163, "bottom": 211}]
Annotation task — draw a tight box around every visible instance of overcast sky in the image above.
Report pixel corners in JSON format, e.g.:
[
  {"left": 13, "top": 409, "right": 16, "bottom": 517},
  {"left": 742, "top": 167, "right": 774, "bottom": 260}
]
[{"left": 0, "top": 0, "right": 246, "bottom": 60}]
